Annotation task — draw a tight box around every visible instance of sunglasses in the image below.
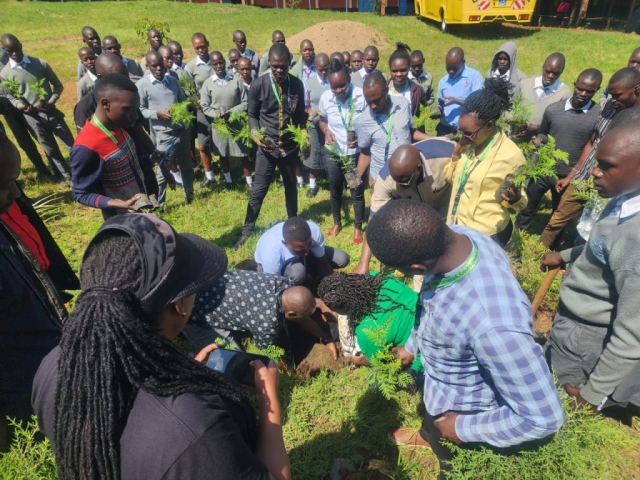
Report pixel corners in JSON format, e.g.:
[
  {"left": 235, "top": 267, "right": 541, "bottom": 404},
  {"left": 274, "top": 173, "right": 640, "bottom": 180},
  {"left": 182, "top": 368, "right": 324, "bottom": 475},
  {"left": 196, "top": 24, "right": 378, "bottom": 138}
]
[
  {"left": 396, "top": 165, "right": 421, "bottom": 186},
  {"left": 457, "top": 121, "right": 487, "bottom": 140}
]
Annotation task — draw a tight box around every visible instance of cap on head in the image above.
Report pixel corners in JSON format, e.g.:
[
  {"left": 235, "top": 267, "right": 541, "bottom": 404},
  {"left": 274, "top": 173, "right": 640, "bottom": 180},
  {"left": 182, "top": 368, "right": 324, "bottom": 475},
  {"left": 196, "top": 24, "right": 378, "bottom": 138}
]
[{"left": 85, "top": 214, "right": 227, "bottom": 316}]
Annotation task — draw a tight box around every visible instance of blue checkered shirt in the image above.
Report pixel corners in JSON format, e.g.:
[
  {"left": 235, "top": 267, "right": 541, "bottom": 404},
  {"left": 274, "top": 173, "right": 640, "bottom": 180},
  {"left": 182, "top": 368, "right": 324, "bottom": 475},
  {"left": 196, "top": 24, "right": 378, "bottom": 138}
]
[{"left": 405, "top": 225, "right": 564, "bottom": 447}]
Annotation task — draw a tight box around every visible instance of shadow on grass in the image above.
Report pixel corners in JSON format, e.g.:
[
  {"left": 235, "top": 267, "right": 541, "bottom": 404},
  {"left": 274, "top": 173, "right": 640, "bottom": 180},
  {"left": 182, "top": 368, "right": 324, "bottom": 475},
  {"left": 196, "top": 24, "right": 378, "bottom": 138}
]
[{"left": 286, "top": 387, "right": 403, "bottom": 479}]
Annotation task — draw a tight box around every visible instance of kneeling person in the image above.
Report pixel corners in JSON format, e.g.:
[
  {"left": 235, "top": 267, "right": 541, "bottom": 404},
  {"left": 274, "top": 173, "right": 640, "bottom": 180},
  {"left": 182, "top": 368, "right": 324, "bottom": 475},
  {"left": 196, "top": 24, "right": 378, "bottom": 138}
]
[{"left": 255, "top": 216, "right": 349, "bottom": 285}]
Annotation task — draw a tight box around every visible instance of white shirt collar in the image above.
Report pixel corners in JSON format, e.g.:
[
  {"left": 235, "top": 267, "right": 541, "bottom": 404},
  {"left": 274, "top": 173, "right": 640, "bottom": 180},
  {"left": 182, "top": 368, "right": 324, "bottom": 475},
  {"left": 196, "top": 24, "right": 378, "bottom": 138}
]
[
  {"left": 408, "top": 69, "right": 427, "bottom": 81},
  {"left": 317, "top": 75, "right": 328, "bottom": 86},
  {"left": 212, "top": 72, "right": 233, "bottom": 85},
  {"left": 534, "top": 76, "right": 563, "bottom": 98},
  {"left": 171, "top": 63, "right": 184, "bottom": 71},
  {"left": 619, "top": 193, "right": 640, "bottom": 219},
  {"left": 87, "top": 71, "right": 98, "bottom": 82},
  {"left": 358, "top": 67, "right": 367, "bottom": 78},
  {"left": 196, "top": 56, "right": 211, "bottom": 67},
  {"left": 9, "top": 55, "right": 30, "bottom": 69},
  {"left": 148, "top": 73, "right": 168, "bottom": 85},
  {"left": 564, "top": 97, "right": 592, "bottom": 113}
]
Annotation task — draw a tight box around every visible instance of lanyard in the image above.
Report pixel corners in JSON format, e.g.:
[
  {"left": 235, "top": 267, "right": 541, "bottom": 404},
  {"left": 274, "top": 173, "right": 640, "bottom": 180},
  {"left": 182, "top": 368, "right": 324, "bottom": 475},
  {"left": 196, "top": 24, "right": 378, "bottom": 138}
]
[
  {"left": 92, "top": 114, "right": 137, "bottom": 162},
  {"left": 269, "top": 75, "right": 291, "bottom": 114},
  {"left": 335, "top": 86, "right": 354, "bottom": 132},
  {"left": 450, "top": 131, "right": 501, "bottom": 223},
  {"left": 389, "top": 80, "right": 409, "bottom": 96},
  {"left": 375, "top": 110, "right": 395, "bottom": 165},
  {"left": 302, "top": 64, "right": 315, "bottom": 80}
]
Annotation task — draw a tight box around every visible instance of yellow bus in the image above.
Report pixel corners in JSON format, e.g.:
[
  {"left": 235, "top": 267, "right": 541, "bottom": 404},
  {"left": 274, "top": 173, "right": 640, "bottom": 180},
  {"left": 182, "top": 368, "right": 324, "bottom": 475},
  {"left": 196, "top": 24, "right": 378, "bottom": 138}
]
[{"left": 415, "top": 0, "right": 537, "bottom": 33}]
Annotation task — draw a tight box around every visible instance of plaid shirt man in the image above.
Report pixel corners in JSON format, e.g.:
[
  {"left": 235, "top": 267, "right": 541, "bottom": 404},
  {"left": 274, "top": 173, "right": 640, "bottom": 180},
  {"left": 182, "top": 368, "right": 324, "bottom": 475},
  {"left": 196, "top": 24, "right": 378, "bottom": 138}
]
[
  {"left": 573, "top": 98, "right": 618, "bottom": 181},
  {"left": 405, "top": 225, "right": 564, "bottom": 448}
]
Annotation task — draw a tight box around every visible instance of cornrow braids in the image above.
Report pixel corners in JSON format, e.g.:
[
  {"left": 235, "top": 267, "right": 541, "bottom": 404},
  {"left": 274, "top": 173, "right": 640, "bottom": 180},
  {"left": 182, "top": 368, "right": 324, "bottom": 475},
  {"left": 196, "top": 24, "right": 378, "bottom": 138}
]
[
  {"left": 54, "top": 232, "right": 255, "bottom": 480},
  {"left": 317, "top": 272, "right": 415, "bottom": 325},
  {"left": 461, "top": 77, "right": 511, "bottom": 123}
]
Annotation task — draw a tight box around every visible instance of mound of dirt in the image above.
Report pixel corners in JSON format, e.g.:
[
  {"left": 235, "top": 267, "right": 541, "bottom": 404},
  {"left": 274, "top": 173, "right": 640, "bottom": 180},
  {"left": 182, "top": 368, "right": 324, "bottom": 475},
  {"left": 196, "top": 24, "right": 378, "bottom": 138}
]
[
  {"left": 296, "top": 343, "right": 347, "bottom": 379},
  {"left": 287, "top": 21, "right": 388, "bottom": 56}
]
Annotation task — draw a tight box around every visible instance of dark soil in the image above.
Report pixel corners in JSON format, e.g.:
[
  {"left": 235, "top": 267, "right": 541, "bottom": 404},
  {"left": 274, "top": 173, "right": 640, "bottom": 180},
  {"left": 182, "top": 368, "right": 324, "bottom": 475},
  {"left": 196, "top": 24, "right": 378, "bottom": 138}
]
[{"left": 296, "top": 343, "right": 347, "bottom": 380}]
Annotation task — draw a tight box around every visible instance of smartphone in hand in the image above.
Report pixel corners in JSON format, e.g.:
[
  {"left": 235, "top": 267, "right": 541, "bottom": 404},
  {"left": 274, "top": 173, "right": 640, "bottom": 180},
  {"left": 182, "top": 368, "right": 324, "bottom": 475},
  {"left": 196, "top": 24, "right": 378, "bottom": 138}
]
[{"left": 205, "top": 349, "right": 271, "bottom": 387}]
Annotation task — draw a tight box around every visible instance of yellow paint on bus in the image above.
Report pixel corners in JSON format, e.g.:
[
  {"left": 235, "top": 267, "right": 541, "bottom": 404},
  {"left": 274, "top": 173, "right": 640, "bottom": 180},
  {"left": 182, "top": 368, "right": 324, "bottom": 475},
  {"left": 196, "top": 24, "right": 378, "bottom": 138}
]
[{"left": 415, "top": 0, "right": 537, "bottom": 33}]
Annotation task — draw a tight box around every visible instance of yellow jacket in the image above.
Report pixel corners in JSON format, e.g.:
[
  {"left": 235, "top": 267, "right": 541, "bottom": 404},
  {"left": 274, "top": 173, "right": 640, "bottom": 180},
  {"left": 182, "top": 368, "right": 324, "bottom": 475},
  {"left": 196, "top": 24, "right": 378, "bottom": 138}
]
[{"left": 443, "top": 131, "right": 527, "bottom": 236}]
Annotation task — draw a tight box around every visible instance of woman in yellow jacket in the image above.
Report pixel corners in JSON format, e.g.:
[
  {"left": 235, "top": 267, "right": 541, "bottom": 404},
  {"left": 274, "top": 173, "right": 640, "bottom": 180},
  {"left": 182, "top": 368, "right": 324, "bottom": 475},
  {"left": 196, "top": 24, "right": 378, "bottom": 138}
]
[{"left": 444, "top": 78, "right": 527, "bottom": 247}]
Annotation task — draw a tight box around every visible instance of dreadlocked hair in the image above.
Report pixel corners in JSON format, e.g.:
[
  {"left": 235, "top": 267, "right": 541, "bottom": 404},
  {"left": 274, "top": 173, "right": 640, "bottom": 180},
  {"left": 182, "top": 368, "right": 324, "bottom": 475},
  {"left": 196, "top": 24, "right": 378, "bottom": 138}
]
[
  {"left": 389, "top": 42, "right": 411, "bottom": 66},
  {"left": 461, "top": 77, "right": 510, "bottom": 122},
  {"left": 54, "top": 232, "right": 255, "bottom": 480},
  {"left": 317, "top": 272, "right": 415, "bottom": 325}
]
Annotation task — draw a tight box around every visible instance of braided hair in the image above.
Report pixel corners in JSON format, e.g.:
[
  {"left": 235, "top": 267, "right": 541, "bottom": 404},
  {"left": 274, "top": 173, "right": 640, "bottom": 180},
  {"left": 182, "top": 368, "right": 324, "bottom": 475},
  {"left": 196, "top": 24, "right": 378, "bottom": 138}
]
[
  {"left": 461, "top": 77, "right": 511, "bottom": 123},
  {"left": 317, "top": 272, "right": 415, "bottom": 325},
  {"left": 54, "top": 232, "right": 255, "bottom": 480}
]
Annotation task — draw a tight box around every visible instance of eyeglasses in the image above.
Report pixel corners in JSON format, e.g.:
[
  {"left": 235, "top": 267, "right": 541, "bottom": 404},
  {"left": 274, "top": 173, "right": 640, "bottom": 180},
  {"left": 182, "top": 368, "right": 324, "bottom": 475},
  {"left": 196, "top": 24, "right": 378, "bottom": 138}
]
[
  {"left": 457, "top": 122, "right": 487, "bottom": 140},
  {"left": 396, "top": 165, "right": 421, "bottom": 186}
]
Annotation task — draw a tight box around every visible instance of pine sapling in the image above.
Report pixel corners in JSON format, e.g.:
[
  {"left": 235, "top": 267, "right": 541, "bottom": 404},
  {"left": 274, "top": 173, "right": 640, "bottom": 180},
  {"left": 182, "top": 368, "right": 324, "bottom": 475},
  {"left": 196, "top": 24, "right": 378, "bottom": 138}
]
[
  {"left": 227, "top": 111, "right": 254, "bottom": 148},
  {"left": 361, "top": 317, "right": 413, "bottom": 401},
  {"left": 179, "top": 75, "right": 200, "bottom": 109},
  {"left": 413, "top": 103, "right": 440, "bottom": 136},
  {"left": 168, "top": 100, "right": 195, "bottom": 129},
  {"left": 498, "top": 95, "right": 532, "bottom": 138},
  {"left": 570, "top": 177, "right": 600, "bottom": 208},
  {"left": 285, "top": 123, "right": 310, "bottom": 157},
  {"left": 495, "top": 135, "right": 568, "bottom": 202},
  {"left": 325, "top": 142, "right": 361, "bottom": 188}
]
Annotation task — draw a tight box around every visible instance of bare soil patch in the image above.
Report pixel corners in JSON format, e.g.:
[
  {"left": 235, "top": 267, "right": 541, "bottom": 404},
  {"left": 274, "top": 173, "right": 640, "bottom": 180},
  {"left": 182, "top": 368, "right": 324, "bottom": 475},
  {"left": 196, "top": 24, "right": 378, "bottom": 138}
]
[
  {"left": 296, "top": 343, "right": 347, "bottom": 379},
  {"left": 288, "top": 21, "right": 388, "bottom": 56}
]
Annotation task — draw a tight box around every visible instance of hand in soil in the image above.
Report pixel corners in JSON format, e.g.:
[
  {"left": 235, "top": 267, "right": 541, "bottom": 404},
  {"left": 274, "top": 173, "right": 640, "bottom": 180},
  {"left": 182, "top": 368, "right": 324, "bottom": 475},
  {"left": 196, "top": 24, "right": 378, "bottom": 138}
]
[
  {"left": 326, "top": 341, "right": 338, "bottom": 360},
  {"left": 434, "top": 412, "right": 462, "bottom": 444},
  {"left": 564, "top": 384, "right": 598, "bottom": 414},
  {"left": 194, "top": 342, "right": 221, "bottom": 363}
]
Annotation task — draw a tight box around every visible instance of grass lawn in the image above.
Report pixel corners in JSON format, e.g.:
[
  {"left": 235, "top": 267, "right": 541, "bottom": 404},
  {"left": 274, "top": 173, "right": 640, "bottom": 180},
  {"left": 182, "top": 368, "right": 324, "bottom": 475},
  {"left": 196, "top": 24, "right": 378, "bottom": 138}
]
[{"left": 1, "top": 1, "right": 640, "bottom": 478}]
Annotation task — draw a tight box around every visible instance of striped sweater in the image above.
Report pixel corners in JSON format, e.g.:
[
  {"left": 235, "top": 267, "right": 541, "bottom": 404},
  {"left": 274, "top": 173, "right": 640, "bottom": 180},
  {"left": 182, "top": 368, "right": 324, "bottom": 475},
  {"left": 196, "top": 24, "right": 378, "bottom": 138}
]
[{"left": 71, "top": 121, "right": 145, "bottom": 210}]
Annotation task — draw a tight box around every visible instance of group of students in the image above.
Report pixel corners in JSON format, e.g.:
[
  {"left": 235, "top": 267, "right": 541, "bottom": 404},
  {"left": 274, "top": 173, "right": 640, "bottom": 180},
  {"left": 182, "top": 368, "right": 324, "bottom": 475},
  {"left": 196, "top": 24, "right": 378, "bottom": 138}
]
[{"left": 1, "top": 23, "right": 640, "bottom": 479}]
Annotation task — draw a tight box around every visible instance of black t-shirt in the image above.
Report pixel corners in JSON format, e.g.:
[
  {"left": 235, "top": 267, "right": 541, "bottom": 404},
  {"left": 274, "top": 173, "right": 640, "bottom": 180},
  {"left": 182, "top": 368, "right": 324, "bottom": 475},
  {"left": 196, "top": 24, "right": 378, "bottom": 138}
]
[
  {"left": 247, "top": 73, "right": 307, "bottom": 157},
  {"left": 32, "top": 347, "right": 270, "bottom": 480}
]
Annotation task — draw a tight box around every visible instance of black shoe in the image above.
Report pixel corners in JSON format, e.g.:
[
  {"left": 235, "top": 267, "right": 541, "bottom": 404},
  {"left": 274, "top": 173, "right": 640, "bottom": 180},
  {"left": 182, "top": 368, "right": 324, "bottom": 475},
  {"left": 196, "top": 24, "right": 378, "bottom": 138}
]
[
  {"left": 306, "top": 187, "right": 318, "bottom": 198},
  {"left": 297, "top": 181, "right": 305, "bottom": 189},
  {"left": 232, "top": 234, "right": 250, "bottom": 251},
  {"left": 200, "top": 178, "right": 216, "bottom": 189},
  {"left": 224, "top": 182, "right": 233, "bottom": 191},
  {"left": 185, "top": 192, "right": 195, "bottom": 204}
]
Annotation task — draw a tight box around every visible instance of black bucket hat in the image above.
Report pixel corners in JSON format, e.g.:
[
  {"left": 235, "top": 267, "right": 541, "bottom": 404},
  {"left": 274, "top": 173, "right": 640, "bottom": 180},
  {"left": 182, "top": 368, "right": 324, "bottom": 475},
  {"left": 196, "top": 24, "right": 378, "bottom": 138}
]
[{"left": 83, "top": 213, "right": 227, "bottom": 315}]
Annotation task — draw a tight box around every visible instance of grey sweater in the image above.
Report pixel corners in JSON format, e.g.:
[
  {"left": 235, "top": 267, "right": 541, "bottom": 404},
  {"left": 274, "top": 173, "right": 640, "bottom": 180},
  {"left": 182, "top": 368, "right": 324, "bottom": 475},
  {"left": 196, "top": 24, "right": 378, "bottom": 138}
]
[
  {"left": 136, "top": 75, "right": 186, "bottom": 137},
  {"left": 0, "top": 55, "right": 64, "bottom": 109},
  {"left": 199, "top": 74, "right": 247, "bottom": 118},
  {"left": 559, "top": 193, "right": 640, "bottom": 405},
  {"left": 538, "top": 99, "right": 601, "bottom": 176},
  {"left": 306, "top": 76, "right": 330, "bottom": 122},
  {"left": 185, "top": 58, "right": 213, "bottom": 95},
  {"left": 76, "top": 71, "right": 96, "bottom": 101},
  {"left": 513, "top": 77, "right": 572, "bottom": 127}
]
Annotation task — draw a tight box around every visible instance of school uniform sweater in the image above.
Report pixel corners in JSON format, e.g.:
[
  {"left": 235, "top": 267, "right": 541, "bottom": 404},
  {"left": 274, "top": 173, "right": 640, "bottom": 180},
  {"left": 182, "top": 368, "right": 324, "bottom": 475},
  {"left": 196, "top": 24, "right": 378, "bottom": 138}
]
[
  {"left": 558, "top": 192, "right": 640, "bottom": 405},
  {"left": 513, "top": 77, "right": 572, "bottom": 127},
  {"left": 70, "top": 121, "right": 145, "bottom": 210},
  {"left": 185, "top": 58, "right": 213, "bottom": 94},
  {"left": 258, "top": 51, "right": 295, "bottom": 76},
  {"left": 305, "top": 75, "right": 330, "bottom": 121},
  {"left": 0, "top": 56, "right": 63, "bottom": 109},
  {"left": 123, "top": 57, "right": 144, "bottom": 80},
  {"left": 76, "top": 70, "right": 97, "bottom": 101},
  {"left": 136, "top": 74, "right": 187, "bottom": 138}
]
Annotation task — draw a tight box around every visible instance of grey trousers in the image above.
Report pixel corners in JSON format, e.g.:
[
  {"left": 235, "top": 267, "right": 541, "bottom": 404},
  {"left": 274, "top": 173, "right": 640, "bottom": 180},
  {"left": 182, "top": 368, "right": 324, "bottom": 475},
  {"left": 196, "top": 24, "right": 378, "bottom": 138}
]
[
  {"left": 22, "top": 109, "right": 74, "bottom": 180},
  {"left": 155, "top": 129, "right": 194, "bottom": 206},
  {"left": 0, "top": 100, "right": 48, "bottom": 175},
  {"left": 545, "top": 310, "right": 640, "bottom": 406}
]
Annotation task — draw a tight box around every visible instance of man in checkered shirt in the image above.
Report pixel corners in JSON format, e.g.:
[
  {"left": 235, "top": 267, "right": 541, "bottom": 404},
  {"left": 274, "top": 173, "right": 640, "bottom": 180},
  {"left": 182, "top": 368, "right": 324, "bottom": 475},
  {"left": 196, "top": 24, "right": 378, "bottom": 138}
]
[{"left": 366, "top": 200, "right": 564, "bottom": 479}]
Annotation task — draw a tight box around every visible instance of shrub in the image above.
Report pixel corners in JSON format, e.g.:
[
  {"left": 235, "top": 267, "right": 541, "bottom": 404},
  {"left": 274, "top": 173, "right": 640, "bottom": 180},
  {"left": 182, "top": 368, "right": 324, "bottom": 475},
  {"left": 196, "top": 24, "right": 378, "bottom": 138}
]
[
  {"left": 134, "top": 18, "right": 170, "bottom": 44},
  {"left": 446, "top": 389, "right": 639, "bottom": 480},
  {"left": 0, "top": 417, "right": 57, "bottom": 480}
]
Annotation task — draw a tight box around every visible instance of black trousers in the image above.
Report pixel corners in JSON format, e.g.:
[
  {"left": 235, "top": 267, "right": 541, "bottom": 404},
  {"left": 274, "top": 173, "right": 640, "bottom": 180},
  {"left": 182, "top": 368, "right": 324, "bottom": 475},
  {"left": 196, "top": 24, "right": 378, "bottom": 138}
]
[
  {"left": 420, "top": 410, "right": 554, "bottom": 480},
  {"left": 242, "top": 148, "right": 299, "bottom": 236},
  {"left": 1, "top": 100, "right": 49, "bottom": 176},
  {"left": 324, "top": 154, "right": 365, "bottom": 229},
  {"left": 515, "top": 175, "right": 563, "bottom": 231},
  {"left": 490, "top": 219, "right": 513, "bottom": 249}
]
